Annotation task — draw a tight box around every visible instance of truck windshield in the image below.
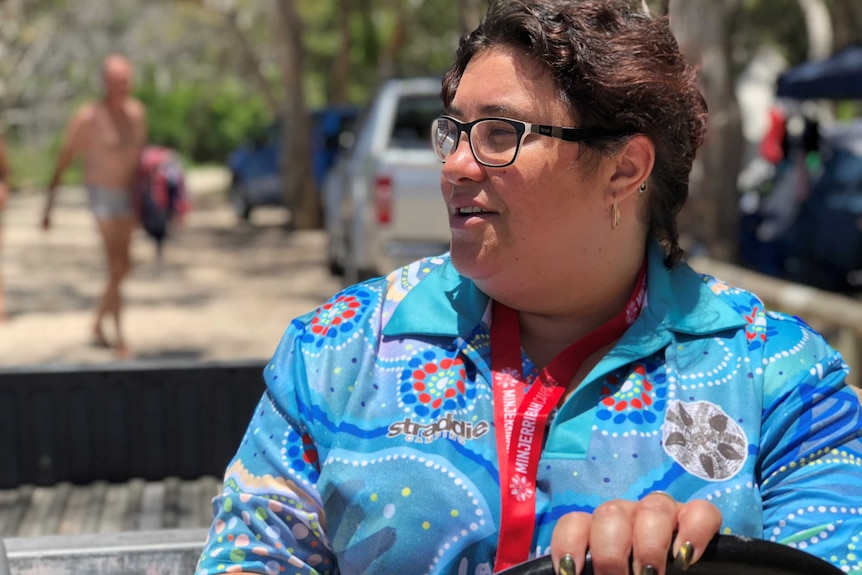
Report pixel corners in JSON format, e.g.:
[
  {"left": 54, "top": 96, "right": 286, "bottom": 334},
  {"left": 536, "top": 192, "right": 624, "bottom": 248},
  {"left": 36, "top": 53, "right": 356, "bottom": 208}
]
[{"left": 390, "top": 95, "right": 443, "bottom": 150}]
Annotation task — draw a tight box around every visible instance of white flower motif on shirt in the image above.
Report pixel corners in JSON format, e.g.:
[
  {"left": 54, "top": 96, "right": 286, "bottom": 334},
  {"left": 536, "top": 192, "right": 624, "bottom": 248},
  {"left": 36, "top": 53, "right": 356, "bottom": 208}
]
[
  {"left": 510, "top": 474, "right": 534, "bottom": 502},
  {"left": 497, "top": 368, "right": 521, "bottom": 390}
]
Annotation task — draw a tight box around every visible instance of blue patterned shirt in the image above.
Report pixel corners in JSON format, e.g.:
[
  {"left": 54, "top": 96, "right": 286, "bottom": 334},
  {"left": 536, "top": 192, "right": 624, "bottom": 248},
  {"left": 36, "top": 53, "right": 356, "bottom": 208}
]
[{"left": 196, "top": 242, "right": 862, "bottom": 575}]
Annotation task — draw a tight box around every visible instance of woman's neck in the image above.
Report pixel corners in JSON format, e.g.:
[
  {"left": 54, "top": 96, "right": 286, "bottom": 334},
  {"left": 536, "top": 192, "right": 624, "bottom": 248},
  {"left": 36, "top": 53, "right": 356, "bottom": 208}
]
[
  {"left": 517, "top": 308, "right": 613, "bottom": 370},
  {"left": 515, "top": 264, "right": 642, "bottom": 370}
]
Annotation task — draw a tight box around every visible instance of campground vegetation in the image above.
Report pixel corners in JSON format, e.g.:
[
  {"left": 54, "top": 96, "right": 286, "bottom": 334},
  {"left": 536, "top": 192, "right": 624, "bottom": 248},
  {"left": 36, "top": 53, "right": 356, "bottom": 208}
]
[{"left": 1, "top": 0, "right": 861, "bottom": 253}]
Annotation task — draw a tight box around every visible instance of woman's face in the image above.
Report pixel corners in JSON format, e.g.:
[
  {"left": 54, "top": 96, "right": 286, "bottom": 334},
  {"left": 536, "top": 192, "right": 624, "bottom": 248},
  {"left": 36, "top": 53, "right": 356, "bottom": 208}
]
[{"left": 441, "top": 46, "right": 620, "bottom": 308}]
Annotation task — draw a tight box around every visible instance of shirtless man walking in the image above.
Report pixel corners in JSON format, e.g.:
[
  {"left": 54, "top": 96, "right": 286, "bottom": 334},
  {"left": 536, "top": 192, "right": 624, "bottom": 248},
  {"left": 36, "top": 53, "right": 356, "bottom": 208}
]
[{"left": 43, "top": 55, "right": 147, "bottom": 359}]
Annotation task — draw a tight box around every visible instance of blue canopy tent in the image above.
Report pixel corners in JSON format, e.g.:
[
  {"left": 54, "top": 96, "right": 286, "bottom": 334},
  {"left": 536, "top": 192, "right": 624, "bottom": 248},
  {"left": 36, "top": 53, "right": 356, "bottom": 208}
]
[{"left": 776, "top": 44, "right": 862, "bottom": 100}]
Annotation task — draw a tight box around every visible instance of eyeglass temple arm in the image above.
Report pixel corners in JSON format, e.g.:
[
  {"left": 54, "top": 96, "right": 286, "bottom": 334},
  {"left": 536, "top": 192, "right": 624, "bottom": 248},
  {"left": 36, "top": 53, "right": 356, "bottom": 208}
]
[{"left": 530, "top": 124, "right": 626, "bottom": 142}]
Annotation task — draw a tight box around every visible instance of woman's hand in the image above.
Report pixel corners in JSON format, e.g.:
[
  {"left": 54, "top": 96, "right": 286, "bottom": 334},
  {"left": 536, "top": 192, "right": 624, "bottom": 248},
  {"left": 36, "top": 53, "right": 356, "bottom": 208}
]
[{"left": 550, "top": 493, "right": 722, "bottom": 575}]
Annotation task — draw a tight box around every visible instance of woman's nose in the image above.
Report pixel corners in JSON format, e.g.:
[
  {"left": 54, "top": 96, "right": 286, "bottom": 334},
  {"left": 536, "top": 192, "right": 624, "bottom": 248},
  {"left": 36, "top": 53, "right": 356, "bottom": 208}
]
[{"left": 441, "top": 134, "right": 485, "bottom": 181}]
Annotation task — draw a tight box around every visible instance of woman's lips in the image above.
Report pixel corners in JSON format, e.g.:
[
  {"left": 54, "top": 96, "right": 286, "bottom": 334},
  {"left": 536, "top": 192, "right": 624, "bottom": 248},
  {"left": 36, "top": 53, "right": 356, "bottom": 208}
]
[{"left": 449, "top": 205, "right": 495, "bottom": 230}]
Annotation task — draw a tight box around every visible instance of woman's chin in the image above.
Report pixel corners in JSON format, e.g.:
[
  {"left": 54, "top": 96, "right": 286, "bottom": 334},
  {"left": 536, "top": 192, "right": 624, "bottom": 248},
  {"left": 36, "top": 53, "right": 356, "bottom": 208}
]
[{"left": 449, "top": 246, "right": 498, "bottom": 282}]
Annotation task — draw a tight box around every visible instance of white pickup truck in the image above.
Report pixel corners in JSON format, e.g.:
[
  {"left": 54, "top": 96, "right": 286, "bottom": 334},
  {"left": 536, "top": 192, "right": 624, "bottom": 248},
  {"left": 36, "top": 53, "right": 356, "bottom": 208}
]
[{"left": 323, "top": 77, "right": 450, "bottom": 283}]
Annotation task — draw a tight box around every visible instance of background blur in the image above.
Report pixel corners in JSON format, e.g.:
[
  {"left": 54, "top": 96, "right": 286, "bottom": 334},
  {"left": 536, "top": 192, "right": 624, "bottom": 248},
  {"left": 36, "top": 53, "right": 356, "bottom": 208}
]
[
  {"left": 0, "top": 0, "right": 858, "bottom": 226},
  {"left": 1, "top": 0, "right": 862, "bottom": 370}
]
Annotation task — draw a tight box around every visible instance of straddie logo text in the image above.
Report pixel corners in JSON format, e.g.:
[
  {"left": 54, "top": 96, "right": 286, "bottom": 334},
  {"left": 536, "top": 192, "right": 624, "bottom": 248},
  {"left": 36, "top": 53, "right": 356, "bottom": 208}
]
[{"left": 387, "top": 414, "right": 489, "bottom": 444}]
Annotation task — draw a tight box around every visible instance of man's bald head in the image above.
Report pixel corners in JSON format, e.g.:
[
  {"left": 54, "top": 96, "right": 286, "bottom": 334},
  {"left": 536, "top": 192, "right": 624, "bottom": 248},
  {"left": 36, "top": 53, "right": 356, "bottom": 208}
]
[{"left": 103, "top": 55, "right": 133, "bottom": 103}]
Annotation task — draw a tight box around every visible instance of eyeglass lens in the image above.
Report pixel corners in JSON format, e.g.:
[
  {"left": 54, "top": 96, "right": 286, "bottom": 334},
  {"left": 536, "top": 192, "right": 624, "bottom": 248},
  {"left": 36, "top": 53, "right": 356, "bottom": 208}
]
[{"left": 432, "top": 118, "right": 520, "bottom": 167}]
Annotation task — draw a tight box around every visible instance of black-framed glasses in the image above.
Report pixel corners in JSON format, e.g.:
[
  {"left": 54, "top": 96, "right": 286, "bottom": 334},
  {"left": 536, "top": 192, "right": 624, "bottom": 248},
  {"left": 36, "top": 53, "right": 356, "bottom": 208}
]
[{"left": 431, "top": 115, "right": 627, "bottom": 168}]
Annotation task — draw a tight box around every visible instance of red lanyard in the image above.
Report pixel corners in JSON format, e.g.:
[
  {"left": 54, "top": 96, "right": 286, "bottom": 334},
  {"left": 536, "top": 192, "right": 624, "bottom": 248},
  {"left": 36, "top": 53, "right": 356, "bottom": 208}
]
[{"left": 491, "top": 265, "right": 647, "bottom": 572}]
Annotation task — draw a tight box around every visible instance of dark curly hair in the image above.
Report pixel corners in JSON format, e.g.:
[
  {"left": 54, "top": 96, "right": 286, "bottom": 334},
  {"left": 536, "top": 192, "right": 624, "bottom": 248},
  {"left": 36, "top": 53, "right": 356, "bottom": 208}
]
[{"left": 441, "top": 0, "right": 707, "bottom": 266}]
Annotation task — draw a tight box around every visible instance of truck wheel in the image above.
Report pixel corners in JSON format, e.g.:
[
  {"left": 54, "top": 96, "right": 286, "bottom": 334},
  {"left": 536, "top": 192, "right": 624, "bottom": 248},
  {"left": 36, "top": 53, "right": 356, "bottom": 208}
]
[{"left": 231, "top": 188, "right": 252, "bottom": 221}]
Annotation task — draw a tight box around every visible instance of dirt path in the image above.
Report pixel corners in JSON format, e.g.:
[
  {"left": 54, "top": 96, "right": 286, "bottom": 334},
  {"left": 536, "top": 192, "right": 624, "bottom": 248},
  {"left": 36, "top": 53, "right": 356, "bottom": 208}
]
[{"left": 0, "top": 173, "right": 343, "bottom": 368}]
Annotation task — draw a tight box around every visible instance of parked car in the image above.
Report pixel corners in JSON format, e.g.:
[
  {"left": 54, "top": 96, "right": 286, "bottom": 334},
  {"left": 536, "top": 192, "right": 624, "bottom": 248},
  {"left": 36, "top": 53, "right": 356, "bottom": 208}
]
[
  {"left": 226, "top": 106, "right": 360, "bottom": 221},
  {"left": 323, "top": 77, "right": 449, "bottom": 281}
]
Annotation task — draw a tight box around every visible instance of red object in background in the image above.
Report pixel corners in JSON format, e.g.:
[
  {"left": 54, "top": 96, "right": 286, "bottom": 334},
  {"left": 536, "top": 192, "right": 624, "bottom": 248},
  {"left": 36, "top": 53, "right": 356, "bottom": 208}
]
[
  {"left": 374, "top": 174, "right": 393, "bottom": 224},
  {"left": 760, "top": 107, "right": 787, "bottom": 165},
  {"left": 137, "top": 146, "right": 191, "bottom": 249}
]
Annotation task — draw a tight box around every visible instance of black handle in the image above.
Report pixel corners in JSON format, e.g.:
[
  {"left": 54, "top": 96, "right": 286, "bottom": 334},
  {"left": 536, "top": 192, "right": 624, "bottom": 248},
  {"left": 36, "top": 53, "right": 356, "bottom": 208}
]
[{"left": 497, "top": 533, "right": 844, "bottom": 575}]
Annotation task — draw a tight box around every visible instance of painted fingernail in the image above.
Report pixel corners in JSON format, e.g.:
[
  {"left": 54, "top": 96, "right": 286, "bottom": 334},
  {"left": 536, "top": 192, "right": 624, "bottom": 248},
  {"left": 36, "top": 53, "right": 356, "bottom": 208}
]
[
  {"left": 640, "top": 565, "right": 658, "bottom": 575},
  {"left": 674, "top": 540, "right": 694, "bottom": 571},
  {"left": 558, "top": 553, "right": 576, "bottom": 575}
]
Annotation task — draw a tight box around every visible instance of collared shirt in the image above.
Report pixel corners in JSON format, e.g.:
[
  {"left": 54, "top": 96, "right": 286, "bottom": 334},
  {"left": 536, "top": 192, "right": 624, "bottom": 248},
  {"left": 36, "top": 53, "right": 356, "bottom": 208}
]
[{"left": 196, "top": 242, "right": 862, "bottom": 575}]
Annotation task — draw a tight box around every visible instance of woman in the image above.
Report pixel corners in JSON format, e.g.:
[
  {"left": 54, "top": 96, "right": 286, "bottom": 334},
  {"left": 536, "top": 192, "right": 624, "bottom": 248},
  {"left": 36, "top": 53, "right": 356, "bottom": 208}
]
[{"left": 196, "top": 2, "right": 862, "bottom": 575}]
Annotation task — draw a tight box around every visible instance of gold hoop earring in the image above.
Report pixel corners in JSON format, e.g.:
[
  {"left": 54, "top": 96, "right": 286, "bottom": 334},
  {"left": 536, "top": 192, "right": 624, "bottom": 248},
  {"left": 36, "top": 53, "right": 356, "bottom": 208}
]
[
  {"left": 612, "top": 196, "right": 621, "bottom": 229},
  {"left": 639, "top": 181, "right": 647, "bottom": 193}
]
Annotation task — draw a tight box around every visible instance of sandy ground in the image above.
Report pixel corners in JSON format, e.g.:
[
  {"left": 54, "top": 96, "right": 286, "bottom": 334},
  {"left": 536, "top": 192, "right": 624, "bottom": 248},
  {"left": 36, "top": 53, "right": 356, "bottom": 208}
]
[{"left": 0, "top": 168, "right": 344, "bottom": 369}]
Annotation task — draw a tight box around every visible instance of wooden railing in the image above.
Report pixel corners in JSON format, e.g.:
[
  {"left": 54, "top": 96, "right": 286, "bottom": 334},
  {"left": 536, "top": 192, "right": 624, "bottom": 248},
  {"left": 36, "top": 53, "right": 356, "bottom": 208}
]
[{"left": 690, "top": 257, "right": 862, "bottom": 388}]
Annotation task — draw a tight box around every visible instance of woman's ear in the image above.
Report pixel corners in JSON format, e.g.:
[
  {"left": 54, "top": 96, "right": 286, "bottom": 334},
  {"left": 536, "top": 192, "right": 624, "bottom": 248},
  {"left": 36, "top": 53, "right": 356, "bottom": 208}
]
[{"left": 608, "top": 134, "right": 655, "bottom": 200}]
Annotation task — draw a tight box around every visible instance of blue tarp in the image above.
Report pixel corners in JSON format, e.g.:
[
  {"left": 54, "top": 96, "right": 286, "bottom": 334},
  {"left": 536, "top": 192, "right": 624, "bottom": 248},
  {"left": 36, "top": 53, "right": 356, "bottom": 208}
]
[{"left": 776, "top": 44, "right": 862, "bottom": 100}]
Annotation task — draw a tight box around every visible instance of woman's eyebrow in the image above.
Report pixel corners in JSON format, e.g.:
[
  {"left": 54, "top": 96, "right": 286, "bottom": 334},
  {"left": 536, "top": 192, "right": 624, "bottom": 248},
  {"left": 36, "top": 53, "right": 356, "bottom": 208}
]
[{"left": 445, "top": 103, "right": 530, "bottom": 119}]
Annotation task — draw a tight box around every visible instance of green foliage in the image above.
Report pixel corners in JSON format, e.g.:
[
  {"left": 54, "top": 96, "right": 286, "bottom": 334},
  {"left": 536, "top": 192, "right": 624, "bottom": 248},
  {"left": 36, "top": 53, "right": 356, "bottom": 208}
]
[
  {"left": 298, "top": 0, "right": 460, "bottom": 109},
  {"left": 836, "top": 100, "right": 862, "bottom": 122},
  {"left": 134, "top": 75, "right": 273, "bottom": 164},
  {"left": 4, "top": 139, "right": 81, "bottom": 191},
  {"left": 732, "top": 0, "right": 809, "bottom": 68}
]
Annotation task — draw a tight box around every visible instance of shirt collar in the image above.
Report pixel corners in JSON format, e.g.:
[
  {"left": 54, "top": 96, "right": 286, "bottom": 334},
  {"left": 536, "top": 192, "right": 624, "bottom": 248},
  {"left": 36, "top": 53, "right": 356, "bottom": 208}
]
[
  {"left": 382, "top": 240, "right": 745, "bottom": 339},
  {"left": 382, "top": 259, "right": 489, "bottom": 338},
  {"left": 643, "top": 240, "right": 745, "bottom": 336}
]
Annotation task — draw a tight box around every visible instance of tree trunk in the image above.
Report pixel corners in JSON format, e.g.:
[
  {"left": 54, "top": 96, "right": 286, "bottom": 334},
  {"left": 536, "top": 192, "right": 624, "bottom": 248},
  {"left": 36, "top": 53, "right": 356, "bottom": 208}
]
[
  {"left": 831, "top": 0, "right": 862, "bottom": 50},
  {"left": 273, "top": 0, "right": 318, "bottom": 229},
  {"left": 669, "top": 0, "right": 744, "bottom": 263},
  {"left": 377, "top": 0, "right": 407, "bottom": 81},
  {"left": 330, "top": 0, "right": 352, "bottom": 104},
  {"left": 798, "top": 0, "right": 833, "bottom": 60}
]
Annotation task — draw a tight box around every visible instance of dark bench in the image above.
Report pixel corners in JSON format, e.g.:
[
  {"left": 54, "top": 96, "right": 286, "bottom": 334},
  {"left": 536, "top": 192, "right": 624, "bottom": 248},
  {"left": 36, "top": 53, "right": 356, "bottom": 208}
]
[
  {"left": 0, "top": 359, "right": 266, "bottom": 488},
  {"left": 0, "top": 359, "right": 268, "bottom": 573}
]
